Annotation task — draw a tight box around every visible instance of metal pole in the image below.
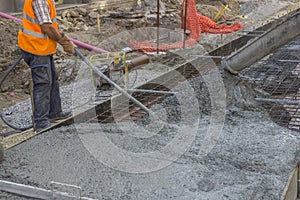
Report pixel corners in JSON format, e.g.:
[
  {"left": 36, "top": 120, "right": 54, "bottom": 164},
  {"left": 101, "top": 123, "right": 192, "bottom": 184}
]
[
  {"left": 126, "top": 89, "right": 177, "bottom": 95},
  {"left": 255, "top": 98, "right": 300, "bottom": 105},
  {"left": 0, "top": 142, "right": 3, "bottom": 163},
  {"left": 183, "top": 0, "right": 188, "bottom": 49},
  {"left": 75, "top": 49, "right": 151, "bottom": 114},
  {"left": 157, "top": 0, "right": 160, "bottom": 54},
  {"left": 277, "top": 59, "right": 300, "bottom": 63},
  {"left": 191, "top": 55, "right": 225, "bottom": 59},
  {"left": 239, "top": 30, "right": 265, "bottom": 33},
  {"left": 237, "top": 33, "right": 262, "bottom": 37},
  {"left": 30, "top": 78, "right": 35, "bottom": 131}
]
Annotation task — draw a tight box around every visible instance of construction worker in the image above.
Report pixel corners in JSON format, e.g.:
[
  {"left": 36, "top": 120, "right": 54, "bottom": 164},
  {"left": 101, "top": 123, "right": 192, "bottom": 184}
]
[{"left": 18, "top": 0, "right": 75, "bottom": 132}]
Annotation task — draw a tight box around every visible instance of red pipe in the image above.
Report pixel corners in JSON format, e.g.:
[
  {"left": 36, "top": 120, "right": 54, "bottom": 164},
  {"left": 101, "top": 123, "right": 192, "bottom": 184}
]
[{"left": 0, "top": 11, "right": 108, "bottom": 54}]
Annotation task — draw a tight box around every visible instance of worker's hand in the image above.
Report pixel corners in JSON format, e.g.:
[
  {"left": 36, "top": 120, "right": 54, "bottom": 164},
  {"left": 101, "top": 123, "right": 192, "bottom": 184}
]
[{"left": 57, "top": 34, "right": 76, "bottom": 55}]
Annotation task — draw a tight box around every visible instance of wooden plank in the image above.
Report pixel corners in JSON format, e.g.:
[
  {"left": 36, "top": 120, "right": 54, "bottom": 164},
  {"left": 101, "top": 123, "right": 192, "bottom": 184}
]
[
  {"left": 2, "top": 115, "right": 74, "bottom": 150},
  {"left": 281, "top": 166, "right": 298, "bottom": 200}
]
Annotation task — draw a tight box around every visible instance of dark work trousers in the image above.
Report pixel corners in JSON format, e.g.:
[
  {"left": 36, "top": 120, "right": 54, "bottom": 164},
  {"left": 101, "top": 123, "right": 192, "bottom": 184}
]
[{"left": 22, "top": 50, "right": 62, "bottom": 129}]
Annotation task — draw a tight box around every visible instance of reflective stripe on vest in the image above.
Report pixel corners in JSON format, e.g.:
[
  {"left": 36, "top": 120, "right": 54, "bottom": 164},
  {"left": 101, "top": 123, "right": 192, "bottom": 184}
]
[
  {"left": 23, "top": 13, "right": 39, "bottom": 24},
  {"left": 22, "top": 28, "right": 48, "bottom": 39},
  {"left": 23, "top": 13, "right": 57, "bottom": 24},
  {"left": 21, "top": 13, "right": 57, "bottom": 39}
]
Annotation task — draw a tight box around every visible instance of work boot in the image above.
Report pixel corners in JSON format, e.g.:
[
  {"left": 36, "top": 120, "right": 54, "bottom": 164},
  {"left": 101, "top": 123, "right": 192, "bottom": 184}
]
[
  {"left": 34, "top": 121, "right": 52, "bottom": 133},
  {"left": 49, "top": 111, "right": 72, "bottom": 122}
]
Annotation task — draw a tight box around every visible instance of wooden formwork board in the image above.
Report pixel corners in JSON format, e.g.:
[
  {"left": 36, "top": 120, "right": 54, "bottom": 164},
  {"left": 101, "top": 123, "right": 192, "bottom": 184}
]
[
  {"left": 0, "top": 115, "right": 74, "bottom": 163},
  {"left": 281, "top": 165, "right": 299, "bottom": 200}
]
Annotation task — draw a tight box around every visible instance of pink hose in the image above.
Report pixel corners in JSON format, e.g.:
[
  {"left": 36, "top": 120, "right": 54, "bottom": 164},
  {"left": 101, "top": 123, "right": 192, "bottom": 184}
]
[
  {"left": 70, "top": 38, "right": 108, "bottom": 53},
  {"left": 0, "top": 11, "right": 108, "bottom": 54},
  {"left": 0, "top": 11, "right": 22, "bottom": 23}
]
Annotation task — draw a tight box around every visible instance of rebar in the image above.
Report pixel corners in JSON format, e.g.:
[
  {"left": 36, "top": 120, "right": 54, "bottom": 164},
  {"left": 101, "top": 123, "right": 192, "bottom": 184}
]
[
  {"left": 157, "top": 0, "right": 160, "bottom": 54},
  {"left": 255, "top": 98, "right": 300, "bottom": 105},
  {"left": 126, "top": 89, "right": 177, "bottom": 95}
]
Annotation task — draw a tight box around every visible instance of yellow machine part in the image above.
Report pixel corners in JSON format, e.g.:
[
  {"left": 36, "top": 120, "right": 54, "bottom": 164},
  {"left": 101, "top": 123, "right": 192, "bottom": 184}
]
[
  {"left": 213, "top": 4, "right": 229, "bottom": 21},
  {"left": 89, "top": 52, "right": 129, "bottom": 90}
]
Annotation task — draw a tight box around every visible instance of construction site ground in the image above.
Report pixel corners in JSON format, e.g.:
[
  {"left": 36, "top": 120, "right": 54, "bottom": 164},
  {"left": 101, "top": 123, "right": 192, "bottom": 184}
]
[{"left": 0, "top": 0, "right": 300, "bottom": 199}]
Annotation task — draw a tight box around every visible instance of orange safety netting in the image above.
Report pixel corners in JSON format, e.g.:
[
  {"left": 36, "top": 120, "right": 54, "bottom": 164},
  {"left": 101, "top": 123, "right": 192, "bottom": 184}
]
[{"left": 130, "top": 0, "right": 244, "bottom": 53}]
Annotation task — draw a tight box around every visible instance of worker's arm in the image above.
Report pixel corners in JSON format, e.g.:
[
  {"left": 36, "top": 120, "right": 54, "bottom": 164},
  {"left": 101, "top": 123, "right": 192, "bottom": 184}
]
[
  {"left": 41, "top": 23, "right": 75, "bottom": 55},
  {"left": 32, "top": 0, "right": 75, "bottom": 55},
  {"left": 41, "top": 23, "right": 62, "bottom": 41}
]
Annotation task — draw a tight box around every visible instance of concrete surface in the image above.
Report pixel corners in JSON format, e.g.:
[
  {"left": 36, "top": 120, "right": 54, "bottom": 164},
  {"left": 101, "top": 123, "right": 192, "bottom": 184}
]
[
  {"left": 1, "top": 1, "right": 300, "bottom": 199},
  {"left": 0, "top": 71, "right": 300, "bottom": 200}
]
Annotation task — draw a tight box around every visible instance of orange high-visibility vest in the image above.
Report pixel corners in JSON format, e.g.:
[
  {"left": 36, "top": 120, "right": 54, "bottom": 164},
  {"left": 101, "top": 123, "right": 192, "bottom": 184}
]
[{"left": 18, "top": 0, "right": 58, "bottom": 56}]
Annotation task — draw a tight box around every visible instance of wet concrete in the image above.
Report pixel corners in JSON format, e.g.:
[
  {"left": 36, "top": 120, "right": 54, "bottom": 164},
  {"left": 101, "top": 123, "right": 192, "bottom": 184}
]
[
  {"left": 1, "top": 71, "right": 300, "bottom": 200},
  {"left": 1, "top": 1, "right": 300, "bottom": 198}
]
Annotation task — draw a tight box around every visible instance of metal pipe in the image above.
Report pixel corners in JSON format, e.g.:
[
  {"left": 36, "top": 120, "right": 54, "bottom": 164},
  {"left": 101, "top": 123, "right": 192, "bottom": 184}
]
[
  {"left": 125, "top": 55, "right": 149, "bottom": 71},
  {"left": 157, "top": 0, "right": 160, "bottom": 54},
  {"left": 239, "top": 30, "right": 266, "bottom": 33},
  {"left": 29, "top": 78, "right": 35, "bottom": 131},
  {"left": 255, "top": 98, "right": 300, "bottom": 105},
  {"left": 260, "top": 59, "right": 300, "bottom": 63},
  {"left": 277, "top": 59, "right": 300, "bottom": 63},
  {"left": 222, "top": 11, "right": 300, "bottom": 75},
  {"left": 126, "top": 89, "right": 177, "bottom": 95},
  {"left": 236, "top": 34, "right": 262, "bottom": 37},
  {"left": 75, "top": 48, "right": 151, "bottom": 114},
  {"left": 191, "top": 55, "right": 225, "bottom": 59},
  {"left": 183, "top": 0, "right": 188, "bottom": 48}
]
